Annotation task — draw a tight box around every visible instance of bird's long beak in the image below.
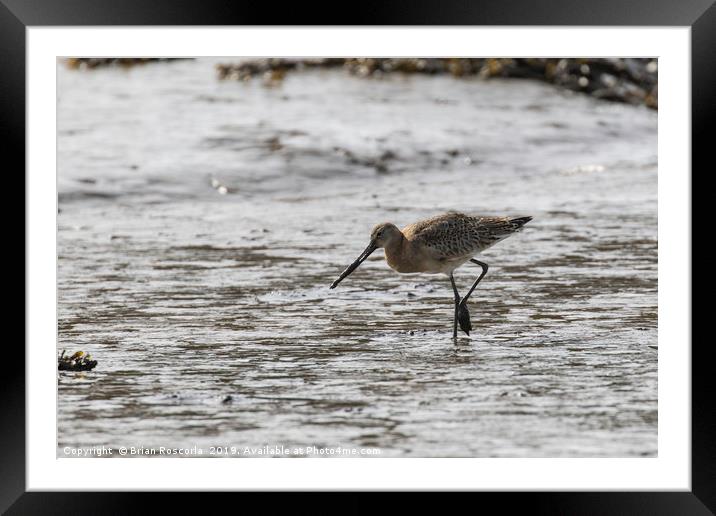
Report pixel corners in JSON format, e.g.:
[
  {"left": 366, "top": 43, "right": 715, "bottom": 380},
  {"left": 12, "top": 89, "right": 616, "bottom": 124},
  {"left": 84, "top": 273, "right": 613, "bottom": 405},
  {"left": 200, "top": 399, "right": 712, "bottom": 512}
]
[{"left": 330, "top": 240, "right": 378, "bottom": 289}]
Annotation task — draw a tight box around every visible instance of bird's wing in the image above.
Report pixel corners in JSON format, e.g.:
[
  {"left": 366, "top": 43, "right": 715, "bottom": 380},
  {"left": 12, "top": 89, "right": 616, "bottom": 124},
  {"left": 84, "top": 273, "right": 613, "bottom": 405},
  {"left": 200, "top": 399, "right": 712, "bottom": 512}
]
[
  {"left": 405, "top": 214, "right": 522, "bottom": 259},
  {"left": 403, "top": 213, "right": 477, "bottom": 260},
  {"left": 471, "top": 216, "right": 528, "bottom": 245}
]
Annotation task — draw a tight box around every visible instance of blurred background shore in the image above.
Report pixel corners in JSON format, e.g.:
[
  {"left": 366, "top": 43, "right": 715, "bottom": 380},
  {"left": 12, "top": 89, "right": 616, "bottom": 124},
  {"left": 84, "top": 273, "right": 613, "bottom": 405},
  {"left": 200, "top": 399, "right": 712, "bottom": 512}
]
[{"left": 66, "top": 57, "right": 658, "bottom": 108}]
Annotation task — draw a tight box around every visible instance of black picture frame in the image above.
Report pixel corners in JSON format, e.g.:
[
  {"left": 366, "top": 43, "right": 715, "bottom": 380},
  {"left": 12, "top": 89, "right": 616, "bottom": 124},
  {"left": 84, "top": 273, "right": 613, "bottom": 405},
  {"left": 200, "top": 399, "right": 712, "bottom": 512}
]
[{"left": 3, "top": 0, "right": 709, "bottom": 513}]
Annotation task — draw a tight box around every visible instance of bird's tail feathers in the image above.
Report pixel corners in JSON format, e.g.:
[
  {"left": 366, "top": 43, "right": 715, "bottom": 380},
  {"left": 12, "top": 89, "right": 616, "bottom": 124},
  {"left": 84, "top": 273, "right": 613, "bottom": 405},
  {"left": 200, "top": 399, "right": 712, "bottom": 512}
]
[{"left": 509, "top": 216, "right": 533, "bottom": 229}]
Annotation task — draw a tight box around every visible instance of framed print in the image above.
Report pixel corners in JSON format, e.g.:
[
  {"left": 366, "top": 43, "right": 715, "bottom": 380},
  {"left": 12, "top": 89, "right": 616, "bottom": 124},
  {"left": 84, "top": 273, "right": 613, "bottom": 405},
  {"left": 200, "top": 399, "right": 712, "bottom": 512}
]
[{"left": 4, "top": 0, "right": 711, "bottom": 513}]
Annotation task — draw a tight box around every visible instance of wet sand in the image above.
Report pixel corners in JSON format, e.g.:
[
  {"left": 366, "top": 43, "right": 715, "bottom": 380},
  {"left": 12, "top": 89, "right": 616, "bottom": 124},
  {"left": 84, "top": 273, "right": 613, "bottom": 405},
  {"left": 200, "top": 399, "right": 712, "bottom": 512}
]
[{"left": 57, "top": 58, "right": 657, "bottom": 457}]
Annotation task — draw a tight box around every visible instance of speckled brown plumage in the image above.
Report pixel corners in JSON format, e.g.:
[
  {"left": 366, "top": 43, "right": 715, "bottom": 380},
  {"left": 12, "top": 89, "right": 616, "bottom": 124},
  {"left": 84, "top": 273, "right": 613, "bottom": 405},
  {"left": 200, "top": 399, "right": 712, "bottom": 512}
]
[
  {"left": 404, "top": 212, "right": 532, "bottom": 261},
  {"left": 368, "top": 212, "right": 533, "bottom": 275}
]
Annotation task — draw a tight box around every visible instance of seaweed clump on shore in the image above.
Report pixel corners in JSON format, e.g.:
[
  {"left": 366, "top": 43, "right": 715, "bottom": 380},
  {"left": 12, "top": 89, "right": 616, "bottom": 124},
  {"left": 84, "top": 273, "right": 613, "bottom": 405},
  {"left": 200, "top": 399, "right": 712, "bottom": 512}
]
[
  {"left": 216, "top": 58, "right": 657, "bottom": 109},
  {"left": 58, "top": 350, "right": 97, "bottom": 372},
  {"left": 64, "top": 58, "right": 178, "bottom": 69}
]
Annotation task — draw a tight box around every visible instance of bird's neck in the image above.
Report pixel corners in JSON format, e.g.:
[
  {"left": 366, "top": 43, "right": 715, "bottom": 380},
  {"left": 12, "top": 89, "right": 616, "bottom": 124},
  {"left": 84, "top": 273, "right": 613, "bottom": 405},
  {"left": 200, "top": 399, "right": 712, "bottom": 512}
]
[
  {"left": 384, "top": 233, "right": 417, "bottom": 273},
  {"left": 384, "top": 233, "right": 404, "bottom": 256}
]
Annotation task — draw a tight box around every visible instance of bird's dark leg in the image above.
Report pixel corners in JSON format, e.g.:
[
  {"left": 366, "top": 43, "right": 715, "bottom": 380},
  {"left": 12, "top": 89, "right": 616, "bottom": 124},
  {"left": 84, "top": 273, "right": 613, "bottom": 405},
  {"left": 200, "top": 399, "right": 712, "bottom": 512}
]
[
  {"left": 457, "top": 301, "right": 472, "bottom": 336},
  {"left": 460, "top": 259, "right": 489, "bottom": 308},
  {"left": 449, "top": 273, "right": 460, "bottom": 339}
]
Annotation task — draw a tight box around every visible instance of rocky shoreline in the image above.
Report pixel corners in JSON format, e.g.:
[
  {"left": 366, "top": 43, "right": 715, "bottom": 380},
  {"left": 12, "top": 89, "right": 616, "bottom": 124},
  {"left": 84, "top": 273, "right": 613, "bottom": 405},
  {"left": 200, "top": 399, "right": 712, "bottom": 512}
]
[
  {"left": 64, "top": 57, "right": 657, "bottom": 109},
  {"left": 216, "top": 58, "right": 658, "bottom": 109},
  {"left": 65, "top": 58, "right": 181, "bottom": 69}
]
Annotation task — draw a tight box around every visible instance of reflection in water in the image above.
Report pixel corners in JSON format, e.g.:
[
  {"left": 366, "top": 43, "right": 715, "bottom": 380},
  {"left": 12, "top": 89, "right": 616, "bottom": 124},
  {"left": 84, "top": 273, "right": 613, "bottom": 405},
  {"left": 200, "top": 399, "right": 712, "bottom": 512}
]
[{"left": 57, "top": 58, "right": 657, "bottom": 457}]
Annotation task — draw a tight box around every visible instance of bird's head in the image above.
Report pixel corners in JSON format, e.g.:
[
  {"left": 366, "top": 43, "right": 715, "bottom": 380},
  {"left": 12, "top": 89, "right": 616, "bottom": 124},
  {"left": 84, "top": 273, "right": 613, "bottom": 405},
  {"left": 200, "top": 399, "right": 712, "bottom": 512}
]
[
  {"left": 370, "top": 222, "right": 402, "bottom": 248},
  {"left": 329, "top": 222, "right": 402, "bottom": 289}
]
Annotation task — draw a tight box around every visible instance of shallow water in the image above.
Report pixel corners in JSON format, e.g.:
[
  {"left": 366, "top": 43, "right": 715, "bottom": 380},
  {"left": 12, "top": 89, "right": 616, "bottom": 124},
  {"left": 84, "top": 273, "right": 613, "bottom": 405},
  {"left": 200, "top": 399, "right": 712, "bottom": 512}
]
[{"left": 57, "top": 58, "right": 657, "bottom": 457}]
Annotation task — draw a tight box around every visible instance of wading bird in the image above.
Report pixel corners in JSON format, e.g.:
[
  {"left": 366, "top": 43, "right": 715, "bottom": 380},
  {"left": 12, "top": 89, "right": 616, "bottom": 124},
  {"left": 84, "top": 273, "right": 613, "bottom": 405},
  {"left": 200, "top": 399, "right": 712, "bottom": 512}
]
[{"left": 329, "top": 212, "right": 532, "bottom": 338}]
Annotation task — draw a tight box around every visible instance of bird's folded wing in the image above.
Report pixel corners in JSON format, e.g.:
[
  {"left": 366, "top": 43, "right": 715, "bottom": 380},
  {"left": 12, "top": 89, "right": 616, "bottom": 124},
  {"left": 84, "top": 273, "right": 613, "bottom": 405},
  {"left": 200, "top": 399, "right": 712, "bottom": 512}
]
[{"left": 407, "top": 214, "right": 519, "bottom": 259}]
